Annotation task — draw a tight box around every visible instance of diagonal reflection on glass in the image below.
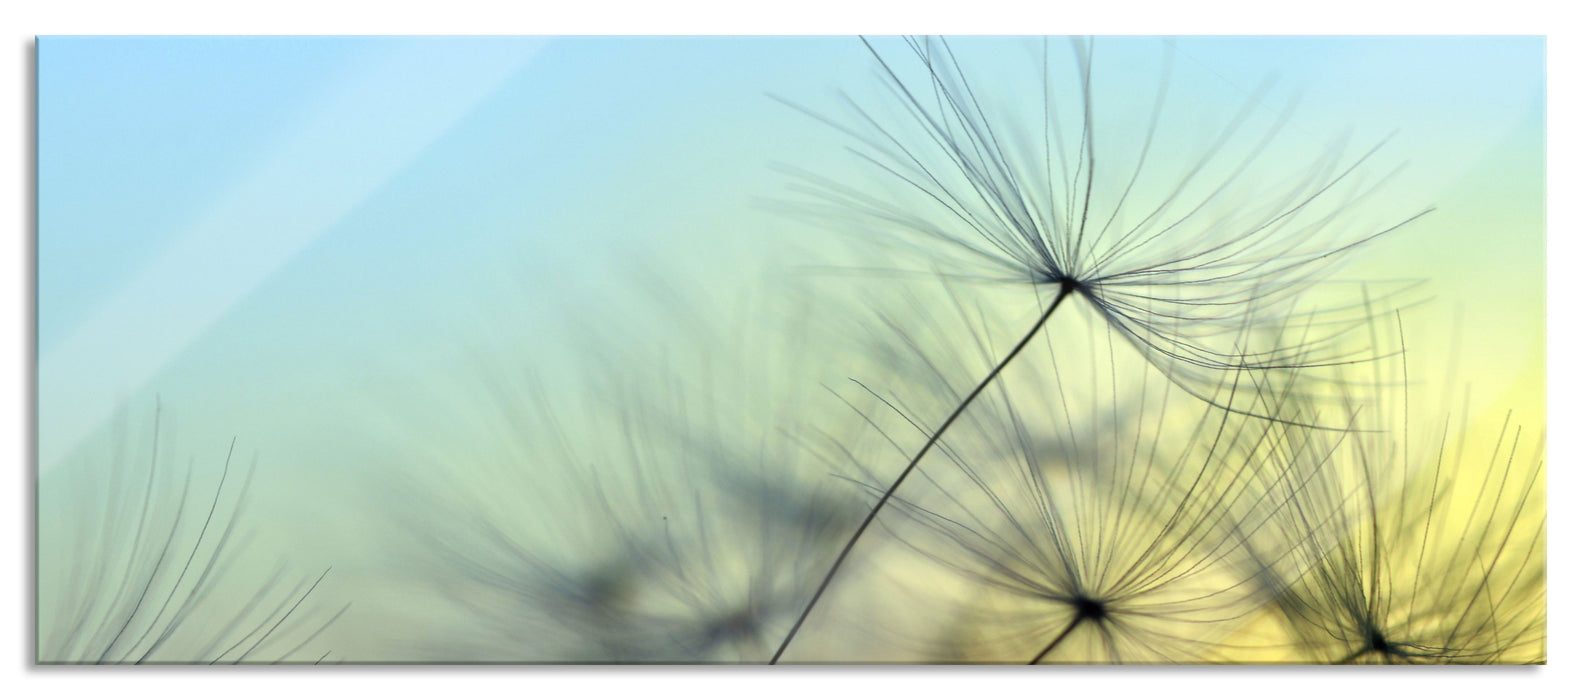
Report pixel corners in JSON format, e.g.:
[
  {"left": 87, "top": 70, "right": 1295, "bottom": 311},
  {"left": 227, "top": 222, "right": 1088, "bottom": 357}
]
[{"left": 38, "top": 39, "right": 545, "bottom": 475}]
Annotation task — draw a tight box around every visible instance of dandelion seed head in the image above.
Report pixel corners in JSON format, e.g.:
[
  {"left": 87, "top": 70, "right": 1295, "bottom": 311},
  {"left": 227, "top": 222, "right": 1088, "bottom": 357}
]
[
  {"left": 826, "top": 304, "right": 1299, "bottom": 662},
  {"left": 1246, "top": 327, "right": 1546, "bottom": 665},
  {"left": 399, "top": 284, "right": 876, "bottom": 662},
  {"left": 779, "top": 36, "right": 1430, "bottom": 410}
]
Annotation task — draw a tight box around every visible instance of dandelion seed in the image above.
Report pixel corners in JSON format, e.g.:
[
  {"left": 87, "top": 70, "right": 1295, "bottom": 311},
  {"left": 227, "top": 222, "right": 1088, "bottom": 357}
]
[
  {"left": 37, "top": 403, "right": 346, "bottom": 664},
  {"left": 1255, "top": 371, "right": 1546, "bottom": 664},
  {"left": 827, "top": 316, "right": 1310, "bottom": 663},
  {"left": 407, "top": 292, "right": 869, "bottom": 662},
  {"left": 781, "top": 36, "right": 1425, "bottom": 389},
  {"left": 420, "top": 380, "right": 864, "bottom": 662},
  {"left": 770, "top": 36, "right": 1428, "bottom": 661}
]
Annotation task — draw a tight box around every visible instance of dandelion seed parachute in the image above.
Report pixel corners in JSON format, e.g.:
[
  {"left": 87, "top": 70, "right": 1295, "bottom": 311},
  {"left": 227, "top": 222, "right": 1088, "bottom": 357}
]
[
  {"left": 1247, "top": 327, "right": 1546, "bottom": 664},
  {"left": 815, "top": 289, "right": 1321, "bottom": 663},
  {"left": 421, "top": 415, "right": 862, "bottom": 663},
  {"left": 779, "top": 36, "right": 1428, "bottom": 407},
  {"left": 36, "top": 404, "right": 346, "bottom": 664},
  {"left": 769, "top": 35, "right": 1426, "bottom": 662},
  {"left": 402, "top": 289, "right": 872, "bottom": 662}
]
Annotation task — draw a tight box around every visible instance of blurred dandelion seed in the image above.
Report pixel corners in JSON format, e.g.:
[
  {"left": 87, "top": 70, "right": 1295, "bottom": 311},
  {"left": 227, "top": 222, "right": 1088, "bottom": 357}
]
[
  {"left": 37, "top": 403, "right": 347, "bottom": 664},
  {"left": 405, "top": 289, "right": 871, "bottom": 662}
]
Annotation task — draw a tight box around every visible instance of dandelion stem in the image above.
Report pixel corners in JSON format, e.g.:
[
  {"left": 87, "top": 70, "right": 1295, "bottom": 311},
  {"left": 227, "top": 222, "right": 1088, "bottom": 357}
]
[
  {"left": 1029, "top": 615, "right": 1088, "bottom": 665},
  {"left": 770, "top": 282, "right": 1077, "bottom": 663}
]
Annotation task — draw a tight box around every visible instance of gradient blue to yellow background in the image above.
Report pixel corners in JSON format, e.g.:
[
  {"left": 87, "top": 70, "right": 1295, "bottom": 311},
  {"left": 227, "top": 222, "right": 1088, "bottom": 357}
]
[{"left": 36, "top": 36, "right": 1544, "bottom": 661}]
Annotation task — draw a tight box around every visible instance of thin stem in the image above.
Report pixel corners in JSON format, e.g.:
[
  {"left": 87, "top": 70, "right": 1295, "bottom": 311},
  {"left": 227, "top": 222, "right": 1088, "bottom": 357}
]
[
  {"left": 1029, "top": 615, "right": 1087, "bottom": 664},
  {"left": 770, "top": 282, "right": 1078, "bottom": 663}
]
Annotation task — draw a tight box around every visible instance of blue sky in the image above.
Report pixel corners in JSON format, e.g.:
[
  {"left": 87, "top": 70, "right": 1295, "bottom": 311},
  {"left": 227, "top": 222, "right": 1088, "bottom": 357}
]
[
  {"left": 37, "top": 37, "right": 857, "bottom": 471},
  {"left": 37, "top": 36, "right": 1544, "bottom": 475}
]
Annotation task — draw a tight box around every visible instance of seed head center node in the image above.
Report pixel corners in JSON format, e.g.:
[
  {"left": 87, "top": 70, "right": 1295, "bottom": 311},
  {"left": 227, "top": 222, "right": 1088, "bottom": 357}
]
[
  {"left": 1368, "top": 629, "right": 1391, "bottom": 653},
  {"left": 1073, "top": 596, "right": 1108, "bottom": 622}
]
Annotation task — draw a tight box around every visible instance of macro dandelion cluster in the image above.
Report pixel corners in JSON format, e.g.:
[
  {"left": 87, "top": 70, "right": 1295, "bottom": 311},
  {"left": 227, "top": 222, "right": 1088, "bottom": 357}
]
[
  {"left": 392, "top": 36, "right": 1542, "bottom": 664},
  {"left": 36, "top": 35, "right": 1544, "bottom": 666}
]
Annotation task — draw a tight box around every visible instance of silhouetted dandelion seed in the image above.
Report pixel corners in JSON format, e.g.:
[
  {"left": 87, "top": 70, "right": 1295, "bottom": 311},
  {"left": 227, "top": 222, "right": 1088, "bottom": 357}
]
[
  {"left": 828, "top": 318, "right": 1324, "bottom": 663},
  {"left": 1251, "top": 354, "right": 1546, "bottom": 664},
  {"left": 770, "top": 35, "right": 1429, "bottom": 662}
]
